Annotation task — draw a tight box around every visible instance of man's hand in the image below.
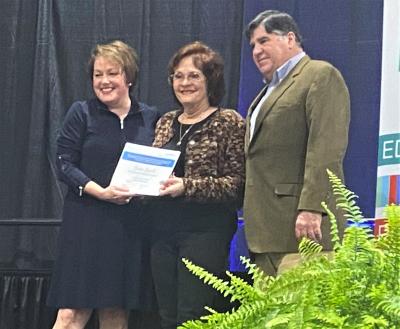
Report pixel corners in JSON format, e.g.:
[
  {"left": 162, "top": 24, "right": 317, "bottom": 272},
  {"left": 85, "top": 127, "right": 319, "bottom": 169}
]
[{"left": 295, "top": 211, "right": 322, "bottom": 242}]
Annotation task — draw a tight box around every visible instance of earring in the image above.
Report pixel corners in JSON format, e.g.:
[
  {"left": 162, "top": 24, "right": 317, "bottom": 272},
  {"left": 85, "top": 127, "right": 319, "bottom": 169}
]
[{"left": 128, "top": 82, "right": 132, "bottom": 87}]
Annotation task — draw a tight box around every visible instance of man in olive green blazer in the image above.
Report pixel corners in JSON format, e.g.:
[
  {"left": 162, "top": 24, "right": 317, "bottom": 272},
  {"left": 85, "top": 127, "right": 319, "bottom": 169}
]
[{"left": 243, "top": 10, "right": 350, "bottom": 276}]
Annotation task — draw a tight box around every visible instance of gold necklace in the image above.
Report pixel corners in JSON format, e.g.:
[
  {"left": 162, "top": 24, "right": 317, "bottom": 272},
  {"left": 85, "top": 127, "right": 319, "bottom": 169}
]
[{"left": 177, "top": 123, "right": 193, "bottom": 146}]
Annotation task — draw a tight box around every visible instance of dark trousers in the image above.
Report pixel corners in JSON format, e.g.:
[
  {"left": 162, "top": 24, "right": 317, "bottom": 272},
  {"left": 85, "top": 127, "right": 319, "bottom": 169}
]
[{"left": 150, "top": 229, "right": 233, "bottom": 329}]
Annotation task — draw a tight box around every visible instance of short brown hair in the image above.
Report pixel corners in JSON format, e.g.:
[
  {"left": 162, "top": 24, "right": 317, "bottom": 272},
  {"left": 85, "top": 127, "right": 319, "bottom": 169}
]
[
  {"left": 168, "top": 41, "right": 225, "bottom": 106},
  {"left": 88, "top": 40, "right": 139, "bottom": 89}
]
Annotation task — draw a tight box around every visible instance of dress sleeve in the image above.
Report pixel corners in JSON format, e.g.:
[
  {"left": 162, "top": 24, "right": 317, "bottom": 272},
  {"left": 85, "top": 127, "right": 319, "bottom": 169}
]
[{"left": 56, "top": 101, "right": 91, "bottom": 195}]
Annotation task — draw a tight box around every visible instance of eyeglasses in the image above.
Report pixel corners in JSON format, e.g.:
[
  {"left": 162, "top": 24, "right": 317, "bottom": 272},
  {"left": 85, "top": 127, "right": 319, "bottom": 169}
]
[{"left": 169, "top": 71, "right": 204, "bottom": 83}]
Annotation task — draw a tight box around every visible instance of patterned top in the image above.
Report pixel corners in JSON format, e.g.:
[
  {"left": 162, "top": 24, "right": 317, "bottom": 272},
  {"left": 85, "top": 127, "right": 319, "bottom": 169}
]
[{"left": 153, "top": 108, "right": 245, "bottom": 206}]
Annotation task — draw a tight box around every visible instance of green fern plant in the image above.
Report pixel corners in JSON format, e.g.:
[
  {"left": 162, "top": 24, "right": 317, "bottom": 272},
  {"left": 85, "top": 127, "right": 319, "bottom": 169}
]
[{"left": 179, "top": 169, "right": 400, "bottom": 328}]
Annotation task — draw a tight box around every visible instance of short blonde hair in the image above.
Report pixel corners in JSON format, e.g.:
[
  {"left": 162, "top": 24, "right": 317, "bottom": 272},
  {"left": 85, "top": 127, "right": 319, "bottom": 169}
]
[{"left": 88, "top": 40, "right": 139, "bottom": 88}]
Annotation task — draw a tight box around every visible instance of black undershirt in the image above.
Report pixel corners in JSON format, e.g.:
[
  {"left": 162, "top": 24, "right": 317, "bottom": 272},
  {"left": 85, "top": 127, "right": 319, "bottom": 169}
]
[{"left": 163, "top": 110, "right": 217, "bottom": 177}]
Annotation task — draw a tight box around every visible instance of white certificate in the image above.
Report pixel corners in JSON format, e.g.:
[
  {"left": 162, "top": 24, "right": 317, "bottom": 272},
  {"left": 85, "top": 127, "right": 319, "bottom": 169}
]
[{"left": 111, "top": 143, "right": 181, "bottom": 196}]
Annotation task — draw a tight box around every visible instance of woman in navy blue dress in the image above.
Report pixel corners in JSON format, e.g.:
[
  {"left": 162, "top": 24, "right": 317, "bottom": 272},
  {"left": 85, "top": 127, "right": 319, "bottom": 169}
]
[{"left": 47, "top": 40, "right": 158, "bottom": 329}]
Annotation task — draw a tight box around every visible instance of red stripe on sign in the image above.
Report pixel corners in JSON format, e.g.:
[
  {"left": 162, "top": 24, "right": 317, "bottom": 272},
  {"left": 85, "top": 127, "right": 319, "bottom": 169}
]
[{"left": 388, "top": 175, "right": 397, "bottom": 204}]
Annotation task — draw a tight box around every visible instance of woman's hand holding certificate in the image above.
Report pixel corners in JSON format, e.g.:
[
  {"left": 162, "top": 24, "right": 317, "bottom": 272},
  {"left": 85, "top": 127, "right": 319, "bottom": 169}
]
[
  {"left": 159, "top": 176, "right": 185, "bottom": 198},
  {"left": 83, "top": 181, "right": 136, "bottom": 205}
]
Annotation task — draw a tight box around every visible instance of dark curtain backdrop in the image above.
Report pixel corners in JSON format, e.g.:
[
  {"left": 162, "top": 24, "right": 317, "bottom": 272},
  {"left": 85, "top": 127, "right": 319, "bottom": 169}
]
[
  {"left": 0, "top": 0, "right": 383, "bottom": 328},
  {"left": 0, "top": 0, "right": 245, "bottom": 279},
  {"left": 0, "top": 1, "right": 244, "bottom": 327},
  {"left": 0, "top": 0, "right": 244, "bottom": 220}
]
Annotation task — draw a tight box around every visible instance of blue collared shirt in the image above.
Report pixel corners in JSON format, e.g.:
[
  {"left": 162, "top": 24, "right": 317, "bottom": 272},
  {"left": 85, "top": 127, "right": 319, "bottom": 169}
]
[{"left": 250, "top": 51, "right": 306, "bottom": 140}]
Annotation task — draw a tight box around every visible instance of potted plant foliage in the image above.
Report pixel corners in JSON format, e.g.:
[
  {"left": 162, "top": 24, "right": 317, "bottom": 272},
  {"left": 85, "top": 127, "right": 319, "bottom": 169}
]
[{"left": 179, "top": 170, "right": 400, "bottom": 328}]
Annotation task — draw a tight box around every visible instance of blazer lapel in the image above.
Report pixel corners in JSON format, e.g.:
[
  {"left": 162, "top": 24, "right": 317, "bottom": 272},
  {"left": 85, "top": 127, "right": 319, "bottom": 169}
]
[
  {"left": 249, "top": 56, "right": 310, "bottom": 146},
  {"left": 247, "top": 84, "right": 269, "bottom": 117},
  {"left": 245, "top": 85, "right": 268, "bottom": 151}
]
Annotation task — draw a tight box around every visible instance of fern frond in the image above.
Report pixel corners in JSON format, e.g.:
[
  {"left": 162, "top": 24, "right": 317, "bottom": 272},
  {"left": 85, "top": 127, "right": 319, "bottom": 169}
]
[
  {"left": 314, "top": 309, "right": 348, "bottom": 327},
  {"left": 182, "top": 258, "right": 232, "bottom": 297},
  {"left": 321, "top": 201, "right": 341, "bottom": 251},
  {"left": 240, "top": 256, "right": 272, "bottom": 283},
  {"left": 178, "top": 307, "right": 234, "bottom": 329},
  {"left": 382, "top": 205, "right": 400, "bottom": 279},
  {"left": 264, "top": 313, "right": 291, "bottom": 328},
  {"left": 326, "top": 169, "right": 364, "bottom": 223},
  {"left": 225, "top": 271, "right": 262, "bottom": 303},
  {"left": 360, "top": 315, "right": 389, "bottom": 329},
  {"left": 180, "top": 173, "right": 400, "bottom": 329},
  {"left": 298, "top": 237, "right": 323, "bottom": 257},
  {"left": 377, "top": 296, "right": 400, "bottom": 319},
  {"left": 210, "top": 299, "right": 268, "bottom": 329}
]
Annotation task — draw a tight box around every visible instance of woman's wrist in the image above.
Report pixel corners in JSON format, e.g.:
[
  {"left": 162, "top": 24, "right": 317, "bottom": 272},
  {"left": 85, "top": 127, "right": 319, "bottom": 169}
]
[{"left": 83, "top": 181, "right": 105, "bottom": 200}]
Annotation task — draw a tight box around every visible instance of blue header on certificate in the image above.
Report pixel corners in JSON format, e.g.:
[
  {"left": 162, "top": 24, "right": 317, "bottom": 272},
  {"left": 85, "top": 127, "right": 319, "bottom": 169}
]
[{"left": 122, "top": 151, "right": 175, "bottom": 167}]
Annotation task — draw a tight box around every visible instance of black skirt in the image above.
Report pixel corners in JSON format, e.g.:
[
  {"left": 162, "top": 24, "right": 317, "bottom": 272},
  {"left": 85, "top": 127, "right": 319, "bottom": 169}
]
[{"left": 47, "top": 195, "right": 155, "bottom": 309}]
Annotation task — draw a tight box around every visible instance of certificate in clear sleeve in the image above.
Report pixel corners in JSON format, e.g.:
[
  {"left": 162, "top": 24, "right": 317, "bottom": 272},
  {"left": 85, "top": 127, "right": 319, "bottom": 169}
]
[{"left": 111, "top": 143, "right": 181, "bottom": 196}]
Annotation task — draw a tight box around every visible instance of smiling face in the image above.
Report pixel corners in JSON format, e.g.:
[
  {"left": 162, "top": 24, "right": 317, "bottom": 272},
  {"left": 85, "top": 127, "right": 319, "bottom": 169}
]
[
  {"left": 250, "top": 25, "right": 295, "bottom": 81},
  {"left": 172, "top": 56, "right": 210, "bottom": 110},
  {"left": 92, "top": 56, "right": 130, "bottom": 109}
]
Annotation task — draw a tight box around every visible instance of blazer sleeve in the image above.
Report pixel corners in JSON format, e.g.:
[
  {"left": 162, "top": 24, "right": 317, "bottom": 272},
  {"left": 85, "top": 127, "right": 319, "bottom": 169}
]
[{"left": 298, "top": 64, "right": 350, "bottom": 212}]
